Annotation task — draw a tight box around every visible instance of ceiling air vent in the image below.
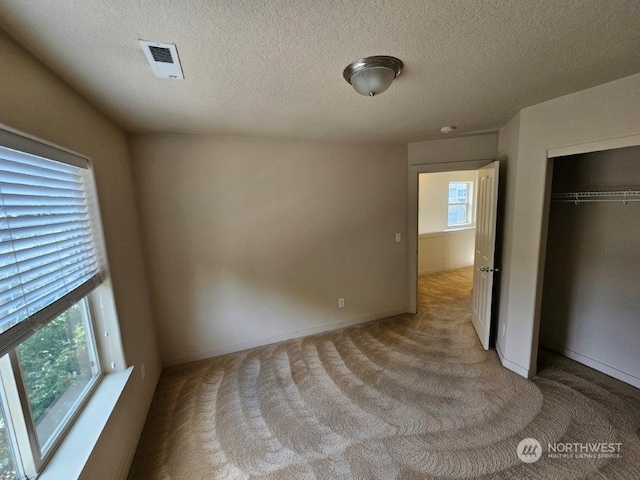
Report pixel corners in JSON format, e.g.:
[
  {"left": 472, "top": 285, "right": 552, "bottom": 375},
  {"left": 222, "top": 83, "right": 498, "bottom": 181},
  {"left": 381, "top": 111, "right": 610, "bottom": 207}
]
[{"left": 139, "top": 40, "right": 184, "bottom": 79}]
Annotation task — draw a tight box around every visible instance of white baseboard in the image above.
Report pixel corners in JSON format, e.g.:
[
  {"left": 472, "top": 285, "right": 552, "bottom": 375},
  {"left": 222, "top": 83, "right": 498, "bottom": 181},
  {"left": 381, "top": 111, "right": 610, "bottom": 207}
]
[
  {"left": 418, "top": 262, "right": 473, "bottom": 275},
  {"left": 541, "top": 343, "right": 640, "bottom": 389},
  {"left": 496, "top": 342, "right": 531, "bottom": 378},
  {"left": 163, "top": 308, "right": 408, "bottom": 367}
]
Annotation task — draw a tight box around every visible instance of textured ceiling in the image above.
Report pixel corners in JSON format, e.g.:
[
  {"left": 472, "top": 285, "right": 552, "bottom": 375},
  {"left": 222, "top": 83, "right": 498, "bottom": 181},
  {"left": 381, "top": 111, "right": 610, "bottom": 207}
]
[{"left": 0, "top": 0, "right": 639, "bottom": 143}]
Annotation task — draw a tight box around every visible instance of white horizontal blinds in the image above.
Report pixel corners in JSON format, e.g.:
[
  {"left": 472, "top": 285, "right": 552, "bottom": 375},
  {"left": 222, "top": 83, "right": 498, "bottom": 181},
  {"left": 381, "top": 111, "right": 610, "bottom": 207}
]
[{"left": 0, "top": 145, "right": 101, "bottom": 357}]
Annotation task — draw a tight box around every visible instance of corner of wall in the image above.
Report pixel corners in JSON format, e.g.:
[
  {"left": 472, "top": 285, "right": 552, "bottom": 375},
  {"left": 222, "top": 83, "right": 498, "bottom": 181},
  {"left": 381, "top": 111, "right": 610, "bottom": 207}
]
[
  {"left": 0, "top": 31, "right": 161, "bottom": 479},
  {"left": 494, "top": 112, "right": 521, "bottom": 358},
  {"left": 496, "top": 342, "right": 531, "bottom": 378}
]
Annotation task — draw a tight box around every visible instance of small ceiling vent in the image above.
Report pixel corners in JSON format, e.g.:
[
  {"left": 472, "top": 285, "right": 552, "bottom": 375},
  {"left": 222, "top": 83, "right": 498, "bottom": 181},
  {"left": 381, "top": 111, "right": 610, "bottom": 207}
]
[{"left": 139, "top": 40, "right": 184, "bottom": 79}]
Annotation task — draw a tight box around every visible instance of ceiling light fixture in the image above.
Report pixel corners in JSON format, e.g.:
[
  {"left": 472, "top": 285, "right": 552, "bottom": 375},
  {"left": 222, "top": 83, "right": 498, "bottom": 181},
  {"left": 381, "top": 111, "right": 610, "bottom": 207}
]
[
  {"left": 343, "top": 56, "right": 403, "bottom": 97},
  {"left": 440, "top": 125, "right": 457, "bottom": 134}
]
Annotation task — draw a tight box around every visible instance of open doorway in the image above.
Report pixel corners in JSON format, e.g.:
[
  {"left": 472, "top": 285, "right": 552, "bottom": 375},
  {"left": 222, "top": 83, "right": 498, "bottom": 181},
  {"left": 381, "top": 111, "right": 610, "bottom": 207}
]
[
  {"left": 417, "top": 170, "right": 478, "bottom": 315},
  {"left": 408, "top": 160, "right": 500, "bottom": 350}
]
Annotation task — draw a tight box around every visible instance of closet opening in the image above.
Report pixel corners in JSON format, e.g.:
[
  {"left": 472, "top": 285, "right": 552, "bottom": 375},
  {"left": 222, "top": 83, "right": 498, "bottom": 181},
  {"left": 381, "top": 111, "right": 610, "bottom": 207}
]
[{"left": 538, "top": 145, "right": 640, "bottom": 388}]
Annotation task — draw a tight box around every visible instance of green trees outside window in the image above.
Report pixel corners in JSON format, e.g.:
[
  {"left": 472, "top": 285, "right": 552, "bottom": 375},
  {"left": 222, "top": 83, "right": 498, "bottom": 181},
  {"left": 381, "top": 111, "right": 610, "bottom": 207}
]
[
  {"left": 18, "top": 303, "right": 92, "bottom": 424},
  {"left": 0, "top": 300, "right": 96, "bottom": 478}
]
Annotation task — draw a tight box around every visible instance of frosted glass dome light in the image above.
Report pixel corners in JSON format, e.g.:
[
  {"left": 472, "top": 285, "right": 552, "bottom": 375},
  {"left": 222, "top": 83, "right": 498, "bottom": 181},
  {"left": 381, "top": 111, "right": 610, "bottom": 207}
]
[{"left": 343, "top": 56, "right": 403, "bottom": 97}]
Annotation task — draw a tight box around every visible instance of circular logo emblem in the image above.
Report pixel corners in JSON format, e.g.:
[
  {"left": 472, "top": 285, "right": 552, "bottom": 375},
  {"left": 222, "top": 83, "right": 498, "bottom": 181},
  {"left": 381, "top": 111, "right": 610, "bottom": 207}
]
[{"left": 517, "top": 437, "right": 542, "bottom": 463}]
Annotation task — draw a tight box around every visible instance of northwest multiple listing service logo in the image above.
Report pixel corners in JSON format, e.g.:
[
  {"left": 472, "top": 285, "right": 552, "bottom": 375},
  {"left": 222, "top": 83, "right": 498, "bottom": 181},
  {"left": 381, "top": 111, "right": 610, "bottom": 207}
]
[
  {"left": 517, "top": 438, "right": 542, "bottom": 463},
  {"left": 517, "top": 438, "right": 623, "bottom": 463}
]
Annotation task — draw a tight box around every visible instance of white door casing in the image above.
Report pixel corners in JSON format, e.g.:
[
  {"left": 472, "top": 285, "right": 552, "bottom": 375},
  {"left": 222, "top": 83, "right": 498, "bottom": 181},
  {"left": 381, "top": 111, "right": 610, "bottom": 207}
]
[
  {"left": 408, "top": 159, "right": 495, "bottom": 314},
  {"left": 471, "top": 161, "right": 500, "bottom": 350}
]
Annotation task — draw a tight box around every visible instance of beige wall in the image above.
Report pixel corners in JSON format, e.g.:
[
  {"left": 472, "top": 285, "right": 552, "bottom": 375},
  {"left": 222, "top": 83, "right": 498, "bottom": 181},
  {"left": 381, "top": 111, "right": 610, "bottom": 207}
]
[
  {"left": 497, "top": 73, "right": 640, "bottom": 376},
  {"left": 130, "top": 135, "right": 408, "bottom": 366},
  {"left": 417, "top": 170, "right": 477, "bottom": 274},
  {"left": 0, "top": 31, "right": 160, "bottom": 479},
  {"left": 539, "top": 146, "right": 640, "bottom": 387},
  {"left": 418, "top": 230, "right": 475, "bottom": 274},
  {"left": 494, "top": 113, "right": 521, "bottom": 363},
  {"left": 409, "top": 134, "right": 498, "bottom": 166},
  {"left": 418, "top": 170, "right": 478, "bottom": 234}
]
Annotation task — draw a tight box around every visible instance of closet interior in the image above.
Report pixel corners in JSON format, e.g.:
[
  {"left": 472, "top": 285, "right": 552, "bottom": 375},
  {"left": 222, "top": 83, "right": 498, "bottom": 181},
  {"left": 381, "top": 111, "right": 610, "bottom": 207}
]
[{"left": 539, "top": 145, "right": 640, "bottom": 388}]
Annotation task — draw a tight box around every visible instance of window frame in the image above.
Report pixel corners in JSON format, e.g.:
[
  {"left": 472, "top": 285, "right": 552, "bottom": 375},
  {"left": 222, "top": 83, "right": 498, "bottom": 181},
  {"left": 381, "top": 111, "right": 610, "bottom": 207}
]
[
  {"left": 447, "top": 181, "right": 474, "bottom": 228},
  {"left": 0, "top": 126, "right": 121, "bottom": 479},
  {"left": 14, "top": 299, "right": 102, "bottom": 465}
]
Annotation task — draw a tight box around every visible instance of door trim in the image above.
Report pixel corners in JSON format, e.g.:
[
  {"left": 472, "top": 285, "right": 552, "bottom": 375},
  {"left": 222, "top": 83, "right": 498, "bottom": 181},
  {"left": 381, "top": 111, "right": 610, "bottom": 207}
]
[
  {"left": 408, "top": 159, "right": 494, "bottom": 313},
  {"left": 527, "top": 133, "right": 640, "bottom": 376}
]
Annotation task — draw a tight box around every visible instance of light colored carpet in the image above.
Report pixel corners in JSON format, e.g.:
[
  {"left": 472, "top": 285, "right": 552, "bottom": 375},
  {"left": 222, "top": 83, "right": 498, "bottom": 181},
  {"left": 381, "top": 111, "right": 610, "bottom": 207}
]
[{"left": 129, "top": 267, "right": 640, "bottom": 479}]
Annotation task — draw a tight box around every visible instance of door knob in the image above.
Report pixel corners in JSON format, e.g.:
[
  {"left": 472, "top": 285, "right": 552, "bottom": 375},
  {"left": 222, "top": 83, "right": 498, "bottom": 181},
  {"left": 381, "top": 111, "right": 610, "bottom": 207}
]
[{"left": 480, "top": 266, "right": 500, "bottom": 273}]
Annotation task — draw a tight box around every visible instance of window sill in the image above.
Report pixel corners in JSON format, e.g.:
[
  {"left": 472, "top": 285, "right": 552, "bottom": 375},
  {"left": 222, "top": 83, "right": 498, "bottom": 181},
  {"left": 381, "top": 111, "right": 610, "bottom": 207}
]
[
  {"left": 419, "top": 227, "right": 476, "bottom": 239},
  {"left": 444, "top": 225, "right": 475, "bottom": 232},
  {"left": 37, "top": 367, "right": 133, "bottom": 480}
]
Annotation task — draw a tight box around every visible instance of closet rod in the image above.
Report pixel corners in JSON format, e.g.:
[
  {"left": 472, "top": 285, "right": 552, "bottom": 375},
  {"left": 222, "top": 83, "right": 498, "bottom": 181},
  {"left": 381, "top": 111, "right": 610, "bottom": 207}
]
[{"left": 551, "top": 190, "right": 640, "bottom": 204}]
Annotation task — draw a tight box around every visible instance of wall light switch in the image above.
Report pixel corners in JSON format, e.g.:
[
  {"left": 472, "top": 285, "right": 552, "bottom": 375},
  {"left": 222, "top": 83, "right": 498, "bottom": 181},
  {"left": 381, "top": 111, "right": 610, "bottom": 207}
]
[
  {"left": 338, "top": 298, "right": 345, "bottom": 308},
  {"left": 395, "top": 233, "right": 402, "bottom": 243}
]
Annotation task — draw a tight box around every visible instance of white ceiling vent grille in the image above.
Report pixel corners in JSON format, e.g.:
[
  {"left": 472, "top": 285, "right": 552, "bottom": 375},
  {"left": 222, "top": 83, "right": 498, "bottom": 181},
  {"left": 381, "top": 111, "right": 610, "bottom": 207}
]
[{"left": 139, "top": 40, "right": 184, "bottom": 79}]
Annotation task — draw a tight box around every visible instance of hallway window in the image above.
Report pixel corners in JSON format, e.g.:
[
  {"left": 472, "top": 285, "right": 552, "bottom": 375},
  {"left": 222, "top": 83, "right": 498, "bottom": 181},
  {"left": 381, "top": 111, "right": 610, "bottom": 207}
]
[{"left": 447, "top": 182, "right": 472, "bottom": 226}]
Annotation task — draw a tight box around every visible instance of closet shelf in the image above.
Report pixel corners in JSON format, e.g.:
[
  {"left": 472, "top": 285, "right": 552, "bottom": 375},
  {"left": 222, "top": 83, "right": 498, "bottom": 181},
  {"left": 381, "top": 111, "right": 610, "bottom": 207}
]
[{"left": 551, "top": 190, "right": 640, "bottom": 203}]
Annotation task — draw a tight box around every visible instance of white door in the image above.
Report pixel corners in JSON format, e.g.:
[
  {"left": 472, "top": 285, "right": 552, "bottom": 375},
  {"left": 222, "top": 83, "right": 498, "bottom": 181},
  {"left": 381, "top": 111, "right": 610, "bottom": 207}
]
[{"left": 471, "top": 161, "right": 500, "bottom": 350}]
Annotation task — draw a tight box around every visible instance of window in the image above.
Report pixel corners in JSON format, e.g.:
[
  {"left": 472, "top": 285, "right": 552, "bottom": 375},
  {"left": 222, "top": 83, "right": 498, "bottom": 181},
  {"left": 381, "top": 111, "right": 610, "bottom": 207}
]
[
  {"left": 0, "top": 130, "right": 107, "bottom": 479},
  {"left": 0, "top": 407, "right": 18, "bottom": 479},
  {"left": 447, "top": 181, "right": 473, "bottom": 227}
]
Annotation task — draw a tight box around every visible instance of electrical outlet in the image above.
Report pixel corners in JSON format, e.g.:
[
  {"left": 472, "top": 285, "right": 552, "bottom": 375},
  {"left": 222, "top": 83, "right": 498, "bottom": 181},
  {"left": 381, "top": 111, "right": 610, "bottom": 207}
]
[
  {"left": 502, "top": 324, "right": 506, "bottom": 336},
  {"left": 395, "top": 233, "right": 401, "bottom": 243},
  {"left": 338, "top": 298, "right": 345, "bottom": 308},
  {"left": 141, "top": 363, "right": 146, "bottom": 380}
]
